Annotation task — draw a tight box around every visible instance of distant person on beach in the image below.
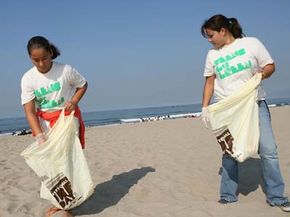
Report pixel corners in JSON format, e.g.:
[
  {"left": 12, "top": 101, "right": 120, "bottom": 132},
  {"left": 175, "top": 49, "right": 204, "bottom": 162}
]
[
  {"left": 21, "top": 36, "right": 88, "bottom": 217},
  {"left": 200, "top": 14, "right": 290, "bottom": 212}
]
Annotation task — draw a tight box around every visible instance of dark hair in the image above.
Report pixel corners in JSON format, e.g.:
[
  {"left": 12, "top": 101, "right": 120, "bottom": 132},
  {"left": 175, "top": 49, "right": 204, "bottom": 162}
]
[
  {"left": 201, "top": 14, "right": 244, "bottom": 39},
  {"left": 27, "top": 36, "right": 60, "bottom": 59}
]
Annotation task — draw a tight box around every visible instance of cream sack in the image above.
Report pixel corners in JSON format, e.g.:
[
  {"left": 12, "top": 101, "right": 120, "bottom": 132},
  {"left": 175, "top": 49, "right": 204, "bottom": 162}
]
[
  {"left": 21, "top": 110, "right": 94, "bottom": 210},
  {"left": 206, "top": 73, "right": 262, "bottom": 162}
]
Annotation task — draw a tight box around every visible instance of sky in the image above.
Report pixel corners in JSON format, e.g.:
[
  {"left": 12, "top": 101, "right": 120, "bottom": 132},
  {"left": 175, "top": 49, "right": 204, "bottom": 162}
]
[{"left": 1, "top": 0, "right": 290, "bottom": 118}]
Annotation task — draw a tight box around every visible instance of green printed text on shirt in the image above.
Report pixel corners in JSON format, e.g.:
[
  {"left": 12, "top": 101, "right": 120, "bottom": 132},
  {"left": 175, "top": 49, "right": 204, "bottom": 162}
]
[
  {"left": 214, "top": 48, "right": 252, "bottom": 80},
  {"left": 34, "top": 81, "right": 64, "bottom": 109},
  {"left": 35, "top": 96, "right": 65, "bottom": 109},
  {"left": 34, "top": 82, "right": 61, "bottom": 97}
]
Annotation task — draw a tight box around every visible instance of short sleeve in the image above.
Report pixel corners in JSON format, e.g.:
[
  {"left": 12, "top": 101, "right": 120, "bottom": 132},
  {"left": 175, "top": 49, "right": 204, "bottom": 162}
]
[
  {"left": 253, "top": 38, "right": 274, "bottom": 68},
  {"left": 203, "top": 51, "right": 215, "bottom": 77},
  {"left": 66, "top": 65, "right": 87, "bottom": 88},
  {"left": 21, "top": 73, "right": 35, "bottom": 105}
]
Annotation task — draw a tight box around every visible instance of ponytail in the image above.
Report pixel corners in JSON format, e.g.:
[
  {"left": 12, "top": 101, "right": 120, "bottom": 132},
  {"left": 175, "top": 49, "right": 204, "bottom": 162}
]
[
  {"left": 27, "top": 36, "right": 60, "bottom": 59},
  {"left": 227, "top": 17, "right": 244, "bottom": 38},
  {"left": 201, "top": 14, "right": 244, "bottom": 39}
]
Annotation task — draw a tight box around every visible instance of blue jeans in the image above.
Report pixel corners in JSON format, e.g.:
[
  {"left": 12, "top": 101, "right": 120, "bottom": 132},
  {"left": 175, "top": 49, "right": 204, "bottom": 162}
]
[{"left": 220, "top": 100, "right": 288, "bottom": 205}]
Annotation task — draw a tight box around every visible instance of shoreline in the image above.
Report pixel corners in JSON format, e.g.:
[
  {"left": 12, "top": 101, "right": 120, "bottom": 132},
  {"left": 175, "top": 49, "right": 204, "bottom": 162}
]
[
  {"left": 0, "top": 105, "right": 290, "bottom": 216},
  {"left": 2, "top": 103, "right": 289, "bottom": 137}
]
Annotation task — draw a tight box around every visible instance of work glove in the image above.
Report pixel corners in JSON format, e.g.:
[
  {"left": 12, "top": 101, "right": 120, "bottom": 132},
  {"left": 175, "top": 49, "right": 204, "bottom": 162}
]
[
  {"left": 35, "top": 132, "right": 47, "bottom": 145},
  {"left": 201, "top": 107, "right": 211, "bottom": 129}
]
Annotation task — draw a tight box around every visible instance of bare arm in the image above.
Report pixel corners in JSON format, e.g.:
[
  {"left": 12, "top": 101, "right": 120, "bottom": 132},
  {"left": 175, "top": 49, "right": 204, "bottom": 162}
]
[
  {"left": 202, "top": 75, "right": 215, "bottom": 107},
  {"left": 261, "top": 63, "right": 275, "bottom": 80},
  {"left": 23, "top": 100, "right": 43, "bottom": 135},
  {"left": 65, "top": 82, "right": 88, "bottom": 112}
]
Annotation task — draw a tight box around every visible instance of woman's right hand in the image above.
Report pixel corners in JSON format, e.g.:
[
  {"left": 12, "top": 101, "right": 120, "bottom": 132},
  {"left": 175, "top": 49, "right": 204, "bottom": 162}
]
[
  {"left": 201, "top": 107, "right": 211, "bottom": 129},
  {"left": 201, "top": 75, "right": 215, "bottom": 129},
  {"left": 64, "top": 100, "right": 76, "bottom": 113},
  {"left": 23, "top": 100, "right": 45, "bottom": 144},
  {"left": 35, "top": 132, "right": 47, "bottom": 145}
]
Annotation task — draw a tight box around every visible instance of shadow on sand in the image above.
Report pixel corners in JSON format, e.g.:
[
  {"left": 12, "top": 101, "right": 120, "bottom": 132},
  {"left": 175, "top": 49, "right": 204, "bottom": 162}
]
[
  {"left": 71, "top": 166, "right": 155, "bottom": 216},
  {"left": 218, "top": 157, "right": 266, "bottom": 196},
  {"left": 237, "top": 157, "right": 266, "bottom": 196}
]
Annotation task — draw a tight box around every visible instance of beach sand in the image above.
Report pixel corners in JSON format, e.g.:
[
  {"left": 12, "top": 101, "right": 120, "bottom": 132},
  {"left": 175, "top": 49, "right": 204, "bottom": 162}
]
[{"left": 1, "top": 106, "right": 290, "bottom": 217}]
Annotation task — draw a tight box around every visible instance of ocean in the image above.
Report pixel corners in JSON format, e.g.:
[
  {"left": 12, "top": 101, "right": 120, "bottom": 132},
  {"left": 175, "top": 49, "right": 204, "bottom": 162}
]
[{"left": 0, "top": 97, "right": 289, "bottom": 135}]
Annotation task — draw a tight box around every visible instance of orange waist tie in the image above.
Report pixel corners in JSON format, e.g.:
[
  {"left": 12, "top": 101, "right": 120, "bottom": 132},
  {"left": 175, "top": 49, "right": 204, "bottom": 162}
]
[{"left": 36, "top": 106, "right": 85, "bottom": 149}]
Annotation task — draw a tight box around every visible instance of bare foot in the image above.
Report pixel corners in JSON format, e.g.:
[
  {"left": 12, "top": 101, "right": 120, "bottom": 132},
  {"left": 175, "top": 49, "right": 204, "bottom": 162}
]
[
  {"left": 51, "top": 210, "right": 73, "bottom": 217},
  {"left": 45, "top": 207, "right": 60, "bottom": 217},
  {"left": 45, "top": 207, "right": 73, "bottom": 217}
]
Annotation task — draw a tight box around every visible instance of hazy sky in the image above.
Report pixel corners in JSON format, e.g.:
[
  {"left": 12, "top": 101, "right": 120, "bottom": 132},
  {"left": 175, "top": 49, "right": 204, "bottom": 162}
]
[{"left": 1, "top": 0, "right": 290, "bottom": 118}]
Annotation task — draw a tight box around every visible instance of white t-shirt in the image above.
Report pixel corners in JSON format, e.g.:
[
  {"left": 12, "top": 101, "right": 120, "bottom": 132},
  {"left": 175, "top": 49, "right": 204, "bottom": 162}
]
[
  {"left": 203, "top": 37, "right": 273, "bottom": 102},
  {"left": 21, "top": 62, "right": 87, "bottom": 111}
]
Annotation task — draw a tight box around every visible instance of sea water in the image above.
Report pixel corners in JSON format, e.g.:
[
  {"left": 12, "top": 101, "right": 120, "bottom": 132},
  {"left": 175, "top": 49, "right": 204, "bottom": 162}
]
[
  {"left": 0, "top": 97, "right": 289, "bottom": 135},
  {"left": 0, "top": 104, "right": 201, "bottom": 135}
]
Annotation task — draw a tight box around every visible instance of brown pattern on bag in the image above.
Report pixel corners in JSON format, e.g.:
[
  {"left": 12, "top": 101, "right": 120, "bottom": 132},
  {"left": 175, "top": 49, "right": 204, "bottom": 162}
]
[
  {"left": 216, "top": 128, "right": 234, "bottom": 154},
  {"left": 46, "top": 173, "right": 77, "bottom": 208}
]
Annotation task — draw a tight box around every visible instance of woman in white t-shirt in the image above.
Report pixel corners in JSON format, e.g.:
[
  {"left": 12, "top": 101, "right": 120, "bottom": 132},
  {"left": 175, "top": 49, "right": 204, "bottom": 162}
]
[
  {"left": 21, "top": 36, "right": 88, "bottom": 217},
  {"left": 201, "top": 14, "right": 290, "bottom": 211}
]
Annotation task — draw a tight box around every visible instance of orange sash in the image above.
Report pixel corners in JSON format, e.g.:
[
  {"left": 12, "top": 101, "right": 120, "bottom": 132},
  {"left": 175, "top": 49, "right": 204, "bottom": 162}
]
[{"left": 36, "top": 107, "right": 85, "bottom": 149}]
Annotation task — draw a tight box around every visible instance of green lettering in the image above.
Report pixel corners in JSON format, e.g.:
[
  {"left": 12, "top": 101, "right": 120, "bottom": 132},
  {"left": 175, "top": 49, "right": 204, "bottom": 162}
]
[
  {"left": 51, "top": 82, "right": 61, "bottom": 91},
  {"left": 230, "top": 65, "right": 239, "bottom": 74},
  {"left": 237, "top": 63, "right": 246, "bottom": 71},
  {"left": 237, "top": 48, "right": 246, "bottom": 56},
  {"left": 51, "top": 100, "right": 58, "bottom": 107},
  {"left": 214, "top": 48, "right": 247, "bottom": 66},
  {"left": 34, "top": 90, "right": 41, "bottom": 97},
  {"left": 218, "top": 68, "right": 231, "bottom": 79},
  {"left": 225, "top": 53, "right": 236, "bottom": 61},
  {"left": 214, "top": 58, "right": 220, "bottom": 65},
  {"left": 214, "top": 57, "right": 226, "bottom": 65},
  {"left": 216, "top": 66, "right": 223, "bottom": 73},
  {"left": 214, "top": 48, "right": 250, "bottom": 80},
  {"left": 33, "top": 81, "right": 61, "bottom": 98},
  {"left": 40, "top": 97, "right": 65, "bottom": 109},
  {"left": 40, "top": 87, "right": 49, "bottom": 96},
  {"left": 245, "top": 60, "right": 252, "bottom": 68}
]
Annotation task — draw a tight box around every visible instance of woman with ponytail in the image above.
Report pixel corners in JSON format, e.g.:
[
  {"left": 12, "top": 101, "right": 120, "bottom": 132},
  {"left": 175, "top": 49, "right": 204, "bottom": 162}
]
[
  {"left": 200, "top": 14, "right": 290, "bottom": 212},
  {"left": 21, "top": 36, "right": 88, "bottom": 217}
]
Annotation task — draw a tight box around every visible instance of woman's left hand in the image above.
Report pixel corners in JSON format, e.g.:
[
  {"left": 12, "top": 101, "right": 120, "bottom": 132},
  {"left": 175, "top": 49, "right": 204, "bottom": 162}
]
[
  {"left": 64, "top": 101, "right": 76, "bottom": 112},
  {"left": 259, "top": 71, "right": 266, "bottom": 80}
]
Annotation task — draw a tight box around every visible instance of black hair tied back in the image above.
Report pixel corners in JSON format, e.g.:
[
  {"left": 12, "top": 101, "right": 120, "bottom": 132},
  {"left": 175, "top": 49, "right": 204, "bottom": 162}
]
[
  {"left": 27, "top": 36, "right": 60, "bottom": 59},
  {"left": 201, "top": 14, "right": 245, "bottom": 39}
]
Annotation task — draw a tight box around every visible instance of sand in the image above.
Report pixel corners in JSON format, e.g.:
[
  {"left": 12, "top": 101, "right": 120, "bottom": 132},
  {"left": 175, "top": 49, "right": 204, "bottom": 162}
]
[{"left": 0, "top": 106, "right": 290, "bottom": 217}]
